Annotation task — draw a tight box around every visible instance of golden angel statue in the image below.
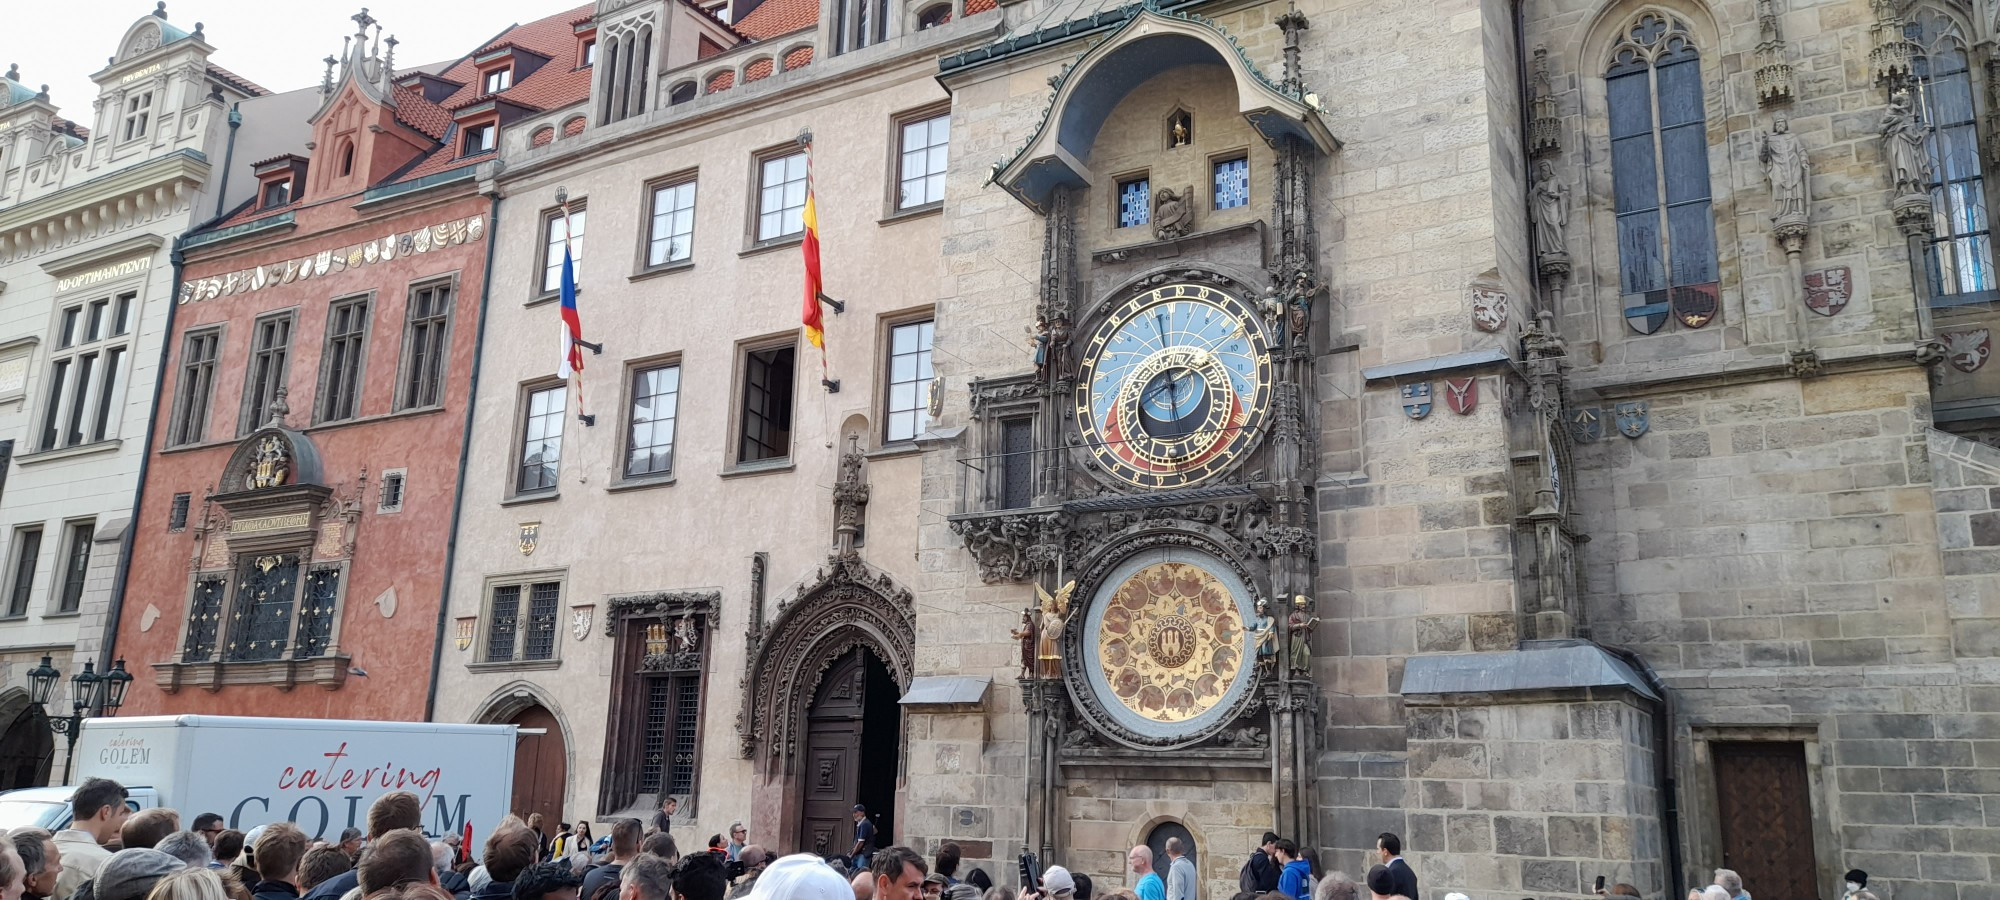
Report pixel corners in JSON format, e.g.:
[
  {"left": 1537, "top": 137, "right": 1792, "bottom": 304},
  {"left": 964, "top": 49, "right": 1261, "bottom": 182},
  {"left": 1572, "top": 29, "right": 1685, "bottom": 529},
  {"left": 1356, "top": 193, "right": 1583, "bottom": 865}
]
[{"left": 1035, "top": 580, "right": 1077, "bottom": 678}]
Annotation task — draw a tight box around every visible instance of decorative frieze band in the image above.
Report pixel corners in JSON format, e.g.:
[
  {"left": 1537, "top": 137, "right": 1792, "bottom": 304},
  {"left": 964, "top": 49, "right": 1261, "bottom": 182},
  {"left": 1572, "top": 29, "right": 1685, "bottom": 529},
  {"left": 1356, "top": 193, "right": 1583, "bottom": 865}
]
[{"left": 177, "top": 213, "right": 484, "bottom": 304}]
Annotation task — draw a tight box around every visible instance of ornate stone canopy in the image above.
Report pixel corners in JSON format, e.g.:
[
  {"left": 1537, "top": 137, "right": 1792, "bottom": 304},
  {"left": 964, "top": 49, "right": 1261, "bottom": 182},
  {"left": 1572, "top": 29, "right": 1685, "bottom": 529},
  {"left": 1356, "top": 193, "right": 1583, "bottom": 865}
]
[
  {"left": 736, "top": 555, "right": 916, "bottom": 763},
  {"left": 986, "top": 6, "right": 1339, "bottom": 212}
]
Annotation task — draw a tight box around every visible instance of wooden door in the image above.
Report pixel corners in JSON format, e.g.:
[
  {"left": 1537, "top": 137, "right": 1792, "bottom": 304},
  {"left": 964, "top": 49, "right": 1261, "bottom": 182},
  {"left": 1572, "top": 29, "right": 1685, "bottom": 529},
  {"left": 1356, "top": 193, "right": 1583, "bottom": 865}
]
[
  {"left": 800, "top": 650, "right": 869, "bottom": 858},
  {"left": 1713, "top": 741, "right": 1818, "bottom": 900},
  {"left": 509, "top": 705, "right": 567, "bottom": 833}
]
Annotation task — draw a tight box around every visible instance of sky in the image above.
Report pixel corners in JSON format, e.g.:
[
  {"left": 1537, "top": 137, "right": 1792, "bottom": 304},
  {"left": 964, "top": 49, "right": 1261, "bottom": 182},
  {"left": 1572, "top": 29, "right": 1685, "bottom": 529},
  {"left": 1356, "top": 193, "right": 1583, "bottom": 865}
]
[{"left": 8, "top": 0, "right": 569, "bottom": 116}]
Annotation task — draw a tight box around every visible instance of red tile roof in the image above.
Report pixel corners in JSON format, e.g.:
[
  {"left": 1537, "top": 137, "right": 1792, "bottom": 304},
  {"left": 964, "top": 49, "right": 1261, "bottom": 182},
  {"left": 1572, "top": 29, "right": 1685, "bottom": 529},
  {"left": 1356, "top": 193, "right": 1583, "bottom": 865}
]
[
  {"left": 965, "top": 0, "right": 997, "bottom": 14},
  {"left": 531, "top": 126, "right": 556, "bottom": 146},
  {"left": 782, "top": 45, "right": 813, "bottom": 71},
  {"left": 206, "top": 63, "right": 269, "bottom": 97},
  {"left": 391, "top": 84, "right": 453, "bottom": 140},
  {"left": 736, "top": 0, "right": 818, "bottom": 40},
  {"left": 562, "top": 115, "right": 586, "bottom": 136},
  {"left": 744, "top": 57, "right": 774, "bottom": 82},
  {"left": 698, "top": 36, "right": 727, "bottom": 59},
  {"left": 706, "top": 70, "right": 735, "bottom": 93}
]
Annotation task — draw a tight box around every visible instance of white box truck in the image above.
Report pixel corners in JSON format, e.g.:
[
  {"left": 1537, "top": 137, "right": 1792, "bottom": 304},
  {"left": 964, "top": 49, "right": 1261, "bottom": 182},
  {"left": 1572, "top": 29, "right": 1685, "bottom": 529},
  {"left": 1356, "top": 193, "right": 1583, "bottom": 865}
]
[{"left": 0, "top": 715, "right": 517, "bottom": 846}]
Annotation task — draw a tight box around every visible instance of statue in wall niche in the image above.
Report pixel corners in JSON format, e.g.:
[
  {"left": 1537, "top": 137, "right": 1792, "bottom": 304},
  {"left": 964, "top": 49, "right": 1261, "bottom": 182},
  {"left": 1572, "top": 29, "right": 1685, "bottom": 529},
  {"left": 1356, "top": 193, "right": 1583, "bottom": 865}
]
[
  {"left": 1251, "top": 599, "right": 1278, "bottom": 668},
  {"left": 1154, "top": 186, "right": 1194, "bottom": 240},
  {"left": 1881, "top": 90, "right": 1933, "bottom": 199},
  {"left": 1530, "top": 159, "right": 1570, "bottom": 261},
  {"left": 1760, "top": 111, "right": 1810, "bottom": 223},
  {"left": 1287, "top": 595, "right": 1319, "bottom": 674}
]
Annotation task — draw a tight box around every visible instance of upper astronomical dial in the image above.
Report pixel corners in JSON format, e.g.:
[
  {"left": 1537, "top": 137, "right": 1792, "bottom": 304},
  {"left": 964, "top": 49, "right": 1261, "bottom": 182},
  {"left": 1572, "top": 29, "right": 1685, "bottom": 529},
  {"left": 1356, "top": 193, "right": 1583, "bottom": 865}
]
[{"left": 1075, "top": 283, "right": 1273, "bottom": 489}]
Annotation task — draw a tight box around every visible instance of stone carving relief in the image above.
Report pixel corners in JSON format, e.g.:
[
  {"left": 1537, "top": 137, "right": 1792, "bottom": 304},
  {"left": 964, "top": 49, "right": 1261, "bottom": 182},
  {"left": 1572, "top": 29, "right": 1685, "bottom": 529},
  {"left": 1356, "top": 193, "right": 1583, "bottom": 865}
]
[
  {"left": 1761, "top": 111, "right": 1810, "bottom": 226},
  {"left": 1153, "top": 185, "right": 1194, "bottom": 240}
]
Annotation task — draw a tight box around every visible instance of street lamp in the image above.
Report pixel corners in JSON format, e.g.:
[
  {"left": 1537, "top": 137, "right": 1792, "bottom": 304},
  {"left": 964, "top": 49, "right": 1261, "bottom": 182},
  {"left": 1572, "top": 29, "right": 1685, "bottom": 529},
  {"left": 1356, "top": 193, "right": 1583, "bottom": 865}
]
[{"left": 25, "top": 656, "right": 132, "bottom": 783}]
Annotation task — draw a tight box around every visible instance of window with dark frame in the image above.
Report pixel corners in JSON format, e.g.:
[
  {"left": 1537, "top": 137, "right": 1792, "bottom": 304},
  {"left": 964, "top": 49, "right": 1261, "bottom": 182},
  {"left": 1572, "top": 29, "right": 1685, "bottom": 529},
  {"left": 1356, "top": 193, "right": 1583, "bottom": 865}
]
[
  {"left": 646, "top": 179, "right": 697, "bottom": 268},
  {"left": 463, "top": 122, "right": 497, "bottom": 156},
  {"left": 399, "top": 281, "right": 452, "bottom": 410},
  {"left": 897, "top": 113, "right": 949, "bottom": 210},
  {"left": 56, "top": 520, "right": 92, "bottom": 613},
  {"left": 241, "top": 313, "right": 293, "bottom": 435},
  {"left": 1000, "top": 416, "right": 1034, "bottom": 509},
  {"left": 884, "top": 320, "right": 934, "bottom": 442},
  {"left": 483, "top": 579, "right": 562, "bottom": 663},
  {"left": 638, "top": 669, "right": 703, "bottom": 796},
  {"left": 180, "top": 577, "right": 225, "bottom": 661},
  {"left": 319, "top": 297, "right": 369, "bottom": 423},
  {"left": 485, "top": 68, "right": 512, "bottom": 93},
  {"left": 518, "top": 385, "right": 567, "bottom": 492},
  {"left": 169, "top": 493, "right": 191, "bottom": 531},
  {"left": 626, "top": 364, "right": 681, "bottom": 478},
  {"left": 832, "top": 0, "right": 889, "bottom": 54},
  {"left": 5, "top": 527, "right": 39, "bottom": 617},
  {"left": 756, "top": 152, "right": 808, "bottom": 242},
  {"left": 738, "top": 345, "right": 795, "bottom": 464},
  {"left": 170, "top": 329, "right": 220, "bottom": 446},
  {"left": 222, "top": 553, "right": 300, "bottom": 661},
  {"left": 40, "top": 291, "right": 134, "bottom": 451},
  {"left": 260, "top": 179, "right": 291, "bottom": 209},
  {"left": 542, "top": 207, "right": 586, "bottom": 295},
  {"left": 379, "top": 470, "right": 406, "bottom": 513},
  {"left": 1607, "top": 13, "right": 1719, "bottom": 333}
]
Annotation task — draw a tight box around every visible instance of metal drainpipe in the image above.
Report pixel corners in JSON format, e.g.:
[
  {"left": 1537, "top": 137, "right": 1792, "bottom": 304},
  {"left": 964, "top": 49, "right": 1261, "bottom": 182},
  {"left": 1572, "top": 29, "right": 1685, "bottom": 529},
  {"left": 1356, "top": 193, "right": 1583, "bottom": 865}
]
[
  {"left": 100, "top": 242, "right": 186, "bottom": 673},
  {"left": 214, "top": 104, "right": 242, "bottom": 220},
  {"left": 425, "top": 188, "right": 502, "bottom": 722},
  {"left": 1599, "top": 641, "right": 1687, "bottom": 900}
]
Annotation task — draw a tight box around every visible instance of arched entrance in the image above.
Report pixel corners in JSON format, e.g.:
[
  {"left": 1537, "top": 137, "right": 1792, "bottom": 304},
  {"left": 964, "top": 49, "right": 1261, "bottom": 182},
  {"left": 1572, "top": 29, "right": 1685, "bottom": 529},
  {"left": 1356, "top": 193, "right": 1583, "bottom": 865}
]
[
  {"left": 0, "top": 694, "right": 51, "bottom": 789},
  {"left": 508, "top": 704, "right": 567, "bottom": 834},
  {"left": 1145, "top": 820, "right": 1198, "bottom": 886},
  {"left": 799, "top": 647, "right": 901, "bottom": 858}
]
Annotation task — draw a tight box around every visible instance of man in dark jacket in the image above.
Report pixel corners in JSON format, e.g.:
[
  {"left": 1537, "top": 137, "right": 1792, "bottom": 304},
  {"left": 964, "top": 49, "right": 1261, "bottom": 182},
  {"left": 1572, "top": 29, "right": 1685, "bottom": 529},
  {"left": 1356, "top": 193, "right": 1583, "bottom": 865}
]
[
  {"left": 1375, "top": 833, "right": 1417, "bottom": 900},
  {"left": 580, "top": 821, "right": 642, "bottom": 900},
  {"left": 472, "top": 819, "right": 543, "bottom": 900},
  {"left": 514, "top": 862, "right": 583, "bottom": 900},
  {"left": 303, "top": 791, "right": 426, "bottom": 900},
  {"left": 1239, "top": 833, "right": 1279, "bottom": 894},
  {"left": 434, "top": 842, "right": 472, "bottom": 900},
  {"left": 360, "top": 831, "right": 441, "bottom": 897},
  {"left": 250, "top": 824, "right": 309, "bottom": 900}
]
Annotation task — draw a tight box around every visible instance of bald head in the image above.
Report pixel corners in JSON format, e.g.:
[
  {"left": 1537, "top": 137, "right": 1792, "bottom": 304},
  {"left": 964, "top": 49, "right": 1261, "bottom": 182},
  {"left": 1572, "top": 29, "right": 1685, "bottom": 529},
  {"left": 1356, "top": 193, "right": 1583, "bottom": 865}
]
[
  {"left": 851, "top": 871, "right": 874, "bottom": 900},
  {"left": 1128, "top": 847, "right": 1154, "bottom": 875}
]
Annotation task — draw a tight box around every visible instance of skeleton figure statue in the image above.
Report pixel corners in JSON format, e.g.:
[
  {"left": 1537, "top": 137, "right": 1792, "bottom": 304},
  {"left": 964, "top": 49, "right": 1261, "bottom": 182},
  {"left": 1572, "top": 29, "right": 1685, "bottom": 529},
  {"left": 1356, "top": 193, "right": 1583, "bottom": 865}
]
[{"left": 1009, "top": 607, "right": 1039, "bottom": 680}]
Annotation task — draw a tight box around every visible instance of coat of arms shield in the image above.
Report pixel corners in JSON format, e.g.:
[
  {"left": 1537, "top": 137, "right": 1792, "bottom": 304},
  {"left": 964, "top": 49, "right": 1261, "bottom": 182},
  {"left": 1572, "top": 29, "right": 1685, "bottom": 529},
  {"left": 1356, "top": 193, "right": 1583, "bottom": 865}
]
[
  {"left": 518, "top": 522, "right": 540, "bottom": 556},
  {"left": 1616, "top": 401, "right": 1650, "bottom": 439},
  {"left": 1804, "top": 266, "right": 1851, "bottom": 316},
  {"left": 1944, "top": 328, "right": 1993, "bottom": 373},
  {"left": 1570, "top": 407, "right": 1603, "bottom": 444},
  {"left": 1443, "top": 377, "right": 1478, "bottom": 415},
  {"left": 1401, "top": 383, "right": 1433, "bottom": 420},
  {"left": 1470, "top": 288, "right": 1509, "bottom": 333}
]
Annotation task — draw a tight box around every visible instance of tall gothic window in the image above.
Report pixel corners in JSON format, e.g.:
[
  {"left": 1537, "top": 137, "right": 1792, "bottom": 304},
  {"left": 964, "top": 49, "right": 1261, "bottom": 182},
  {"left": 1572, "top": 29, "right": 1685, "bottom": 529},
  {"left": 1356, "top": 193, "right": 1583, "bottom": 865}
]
[
  {"left": 1907, "top": 8, "right": 1995, "bottom": 302},
  {"left": 1607, "top": 13, "right": 1719, "bottom": 334}
]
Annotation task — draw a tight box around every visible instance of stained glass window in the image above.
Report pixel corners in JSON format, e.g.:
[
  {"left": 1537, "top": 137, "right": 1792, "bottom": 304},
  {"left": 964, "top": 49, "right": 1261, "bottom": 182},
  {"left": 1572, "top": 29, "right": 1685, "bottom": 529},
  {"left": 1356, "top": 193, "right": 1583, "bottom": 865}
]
[
  {"left": 1119, "top": 178, "right": 1151, "bottom": 228},
  {"left": 1907, "top": 9, "right": 1995, "bottom": 301},
  {"left": 1214, "top": 158, "right": 1249, "bottom": 210},
  {"left": 1607, "top": 13, "right": 1718, "bottom": 333}
]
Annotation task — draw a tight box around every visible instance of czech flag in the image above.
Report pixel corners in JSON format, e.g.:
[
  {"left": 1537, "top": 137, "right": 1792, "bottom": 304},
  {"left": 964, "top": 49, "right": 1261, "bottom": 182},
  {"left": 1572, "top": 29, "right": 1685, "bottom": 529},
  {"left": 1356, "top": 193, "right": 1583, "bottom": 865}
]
[
  {"left": 557, "top": 232, "right": 583, "bottom": 380},
  {"left": 801, "top": 148, "right": 826, "bottom": 352}
]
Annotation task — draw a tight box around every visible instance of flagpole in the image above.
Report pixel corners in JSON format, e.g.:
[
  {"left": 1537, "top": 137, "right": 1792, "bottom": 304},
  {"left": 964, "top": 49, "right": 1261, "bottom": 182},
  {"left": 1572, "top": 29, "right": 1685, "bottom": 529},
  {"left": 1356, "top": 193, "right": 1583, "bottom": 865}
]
[{"left": 800, "top": 132, "right": 842, "bottom": 393}]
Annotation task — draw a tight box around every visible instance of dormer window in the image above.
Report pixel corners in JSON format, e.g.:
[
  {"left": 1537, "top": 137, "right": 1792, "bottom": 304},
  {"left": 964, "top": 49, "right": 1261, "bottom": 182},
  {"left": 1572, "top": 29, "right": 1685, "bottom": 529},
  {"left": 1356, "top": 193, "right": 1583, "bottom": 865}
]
[
  {"left": 463, "top": 122, "right": 497, "bottom": 156},
  {"left": 485, "top": 68, "right": 512, "bottom": 93},
  {"left": 121, "top": 91, "right": 153, "bottom": 141},
  {"left": 583, "top": 39, "right": 597, "bottom": 66},
  {"left": 260, "top": 179, "right": 291, "bottom": 209}
]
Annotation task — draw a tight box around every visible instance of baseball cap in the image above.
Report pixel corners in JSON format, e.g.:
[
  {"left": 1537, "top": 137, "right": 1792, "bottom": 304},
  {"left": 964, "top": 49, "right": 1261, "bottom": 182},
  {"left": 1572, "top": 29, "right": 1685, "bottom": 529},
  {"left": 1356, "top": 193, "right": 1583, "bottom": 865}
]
[
  {"left": 1042, "top": 866, "right": 1076, "bottom": 896},
  {"left": 1367, "top": 865, "right": 1397, "bottom": 897}
]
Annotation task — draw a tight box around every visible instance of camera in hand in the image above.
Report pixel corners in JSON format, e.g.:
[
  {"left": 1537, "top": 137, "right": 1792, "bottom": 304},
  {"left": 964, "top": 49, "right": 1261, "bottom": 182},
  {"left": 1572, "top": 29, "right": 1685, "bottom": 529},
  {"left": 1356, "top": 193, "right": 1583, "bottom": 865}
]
[{"left": 727, "top": 859, "right": 747, "bottom": 880}]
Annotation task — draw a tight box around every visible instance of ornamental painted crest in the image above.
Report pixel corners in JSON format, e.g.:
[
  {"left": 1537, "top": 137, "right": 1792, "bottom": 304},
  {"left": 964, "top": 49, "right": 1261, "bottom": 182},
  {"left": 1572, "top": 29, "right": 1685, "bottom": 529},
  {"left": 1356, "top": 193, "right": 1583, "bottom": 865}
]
[
  {"left": 1616, "top": 401, "right": 1650, "bottom": 439},
  {"left": 1570, "top": 407, "right": 1603, "bottom": 444},
  {"left": 1401, "top": 382, "right": 1433, "bottom": 420},
  {"left": 1470, "top": 287, "right": 1509, "bottom": 333},
  {"left": 246, "top": 435, "right": 290, "bottom": 490},
  {"left": 1804, "top": 266, "right": 1851, "bottom": 316},
  {"left": 1672, "top": 284, "right": 1720, "bottom": 329},
  {"left": 518, "top": 522, "right": 540, "bottom": 556},
  {"left": 570, "top": 607, "right": 593, "bottom": 640},
  {"left": 1624, "top": 293, "right": 1670, "bottom": 335},
  {"left": 1945, "top": 329, "right": 1992, "bottom": 373},
  {"left": 1442, "top": 377, "right": 1478, "bottom": 415}
]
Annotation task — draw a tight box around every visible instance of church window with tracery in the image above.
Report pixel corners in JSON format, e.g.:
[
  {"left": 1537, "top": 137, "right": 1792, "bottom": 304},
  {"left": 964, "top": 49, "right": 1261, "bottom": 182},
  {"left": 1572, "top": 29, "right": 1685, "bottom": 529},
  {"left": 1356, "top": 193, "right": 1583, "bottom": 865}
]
[
  {"left": 1606, "top": 13, "right": 1718, "bottom": 333},
  {"left": 1906, "top": 8, "right": 1994, "bottom": 302}
]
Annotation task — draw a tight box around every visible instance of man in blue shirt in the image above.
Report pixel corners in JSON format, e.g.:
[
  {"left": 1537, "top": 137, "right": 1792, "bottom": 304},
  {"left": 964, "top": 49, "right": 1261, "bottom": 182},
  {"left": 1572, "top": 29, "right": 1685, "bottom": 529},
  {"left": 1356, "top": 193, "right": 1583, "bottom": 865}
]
[
  {"left": 1128, "top": 846, "right": 1165, "bottom": 900},
  {"left": 849, "top": 806, "right": 877, "bottom": 871}
]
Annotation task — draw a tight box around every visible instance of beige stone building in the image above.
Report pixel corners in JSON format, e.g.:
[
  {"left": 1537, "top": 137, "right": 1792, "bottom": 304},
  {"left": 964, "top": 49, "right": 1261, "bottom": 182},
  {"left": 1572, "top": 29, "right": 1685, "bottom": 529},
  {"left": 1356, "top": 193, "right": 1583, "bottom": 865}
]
[{"left": 433, "top": 0, "right": 998, "bottom": 853}]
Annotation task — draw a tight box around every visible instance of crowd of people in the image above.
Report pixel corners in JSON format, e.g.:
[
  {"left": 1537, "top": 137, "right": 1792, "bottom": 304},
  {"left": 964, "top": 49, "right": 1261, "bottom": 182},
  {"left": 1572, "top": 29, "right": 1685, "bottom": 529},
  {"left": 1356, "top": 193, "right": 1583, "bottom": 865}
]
[{"left": 0, "top": 782, "right": 1872, "bottom": 900}]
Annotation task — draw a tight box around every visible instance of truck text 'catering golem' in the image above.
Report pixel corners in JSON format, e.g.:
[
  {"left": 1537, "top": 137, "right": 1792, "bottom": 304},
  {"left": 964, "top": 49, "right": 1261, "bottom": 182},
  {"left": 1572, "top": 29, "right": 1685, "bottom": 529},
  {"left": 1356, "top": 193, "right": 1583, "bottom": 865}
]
[{"left": 75, "top": 715, "right": 517, "bottom": 846}]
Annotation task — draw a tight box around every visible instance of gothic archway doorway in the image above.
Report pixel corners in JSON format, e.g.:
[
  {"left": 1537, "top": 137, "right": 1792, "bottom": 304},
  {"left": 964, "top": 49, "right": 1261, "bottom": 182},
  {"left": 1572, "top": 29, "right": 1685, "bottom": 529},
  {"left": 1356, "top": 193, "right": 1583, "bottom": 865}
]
[
  {"left": 0, "top": 702, "right": 51, "bottom": 789},
  {"left": 508, "top": 704, "right": 567, "bottom": 834},
  {"left": 798, "top": 647, "right": 901, "bottom": 859}
]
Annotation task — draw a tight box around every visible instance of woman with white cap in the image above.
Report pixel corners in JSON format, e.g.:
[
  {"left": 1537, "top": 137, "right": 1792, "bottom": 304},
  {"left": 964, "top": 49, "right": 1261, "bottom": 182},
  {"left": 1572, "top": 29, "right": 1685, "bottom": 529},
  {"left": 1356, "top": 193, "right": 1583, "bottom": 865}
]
[{"left": 744, "top": 854, "right": 852, "bottom": 900}]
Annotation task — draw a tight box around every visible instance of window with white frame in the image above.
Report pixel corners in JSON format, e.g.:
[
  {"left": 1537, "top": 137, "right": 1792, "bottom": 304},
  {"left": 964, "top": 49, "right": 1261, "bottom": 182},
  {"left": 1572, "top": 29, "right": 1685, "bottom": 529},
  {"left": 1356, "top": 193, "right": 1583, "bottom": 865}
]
[
  {"left": 897, "top": 113, "right": 949, "bottom": 210},
  {"left": 646, "top": 179, "right": 697, "bottom": 267},
  {"left": 485, "top": 68, "right": 512, "bottom": 93},
  {"left": 518, "top": 384, "right": 567, "bottom": 493},
  {"left": 39, "top": 291, "right": 134, "bottom": 451},
  {"left": 483, "top": 578, "right": 562, "bottom": 663},
  {"left": 121, "top": 91, "right": 152, "bottom": 141},
  {"left": 625, "top": 363, "right": 681, "bottom": 478},
  {"left": 756, "top": 152, "right": 808, "bottom": 242},
  {"left": 541, "top": 206, "right": 586, "bottom": 295},
  {"left": 884, "top": 319, "right": 934, "bottom": 442},
  {"left": 54, "top": 520, "right": 91, "bottom": 613}
]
